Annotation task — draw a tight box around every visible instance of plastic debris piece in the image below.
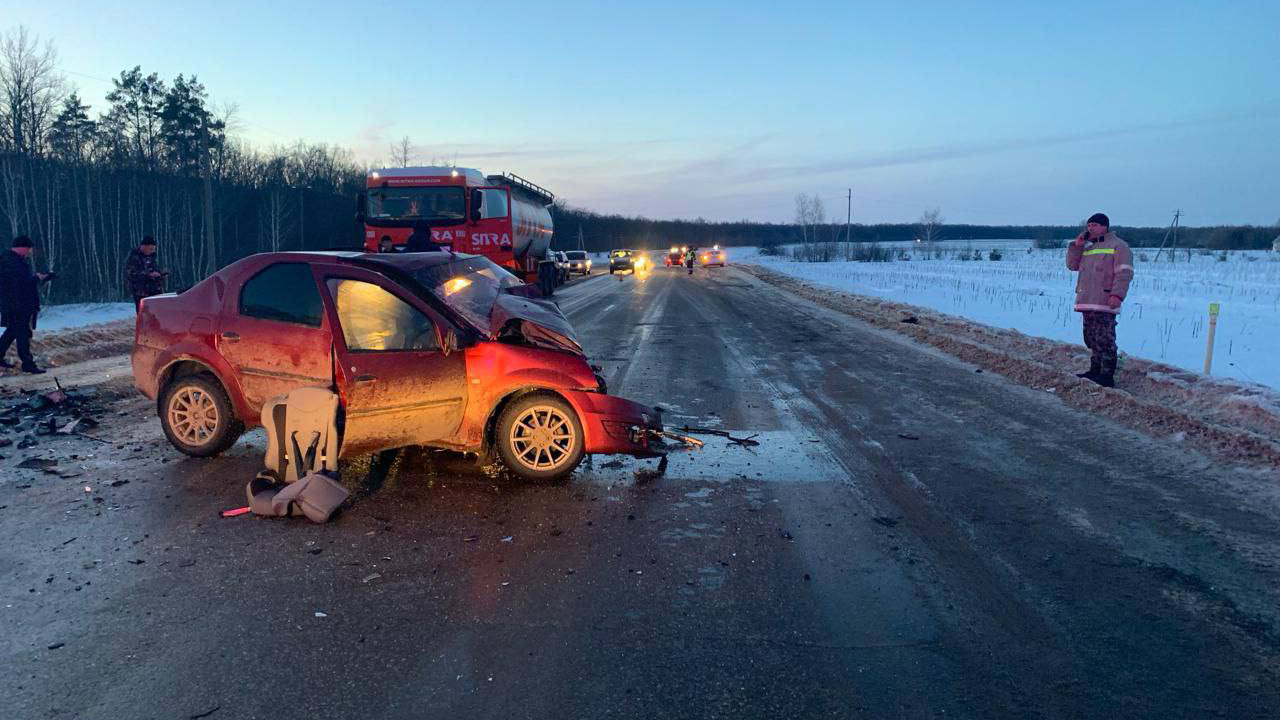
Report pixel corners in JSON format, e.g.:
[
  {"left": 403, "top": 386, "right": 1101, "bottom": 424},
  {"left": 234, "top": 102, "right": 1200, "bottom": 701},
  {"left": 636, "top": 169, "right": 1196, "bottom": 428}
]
[
  {"left": 314, "top": 611, "right": 327, "bottom": 618},
  {"left": 361, "top": 573, "right": 382, "bottom": 584},
  {"left": 16, "top": 457, "right": 56, "bottom": 469},
  {"left": 220, "top": 506, "right": 251, "bottom": 518},
  {"left": 897, "top": 433, "right": 920, "bottom": 441}
]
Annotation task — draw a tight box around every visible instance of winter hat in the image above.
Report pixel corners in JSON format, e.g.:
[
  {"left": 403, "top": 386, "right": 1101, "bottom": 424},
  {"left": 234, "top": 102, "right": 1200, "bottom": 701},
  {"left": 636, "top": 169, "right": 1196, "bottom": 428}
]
[
  {"left": 141, "top": 235, "right": 156, "bottom": 246},
  {"left": 1087, "top": 213, "right": 1110, "bottom": 227},
  {"left": 12, "top": 235, "right": 33, "bottom": 248}
]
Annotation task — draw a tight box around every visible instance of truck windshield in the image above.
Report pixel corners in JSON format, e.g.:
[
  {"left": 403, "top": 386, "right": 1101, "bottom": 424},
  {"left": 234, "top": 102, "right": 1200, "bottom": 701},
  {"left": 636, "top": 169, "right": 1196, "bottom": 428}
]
[
  {"left": 366, "top": 187, "right": 466, "bottom": 222},
  {"left": 411, "top": 256, "right": 524, "bottom": 331}
]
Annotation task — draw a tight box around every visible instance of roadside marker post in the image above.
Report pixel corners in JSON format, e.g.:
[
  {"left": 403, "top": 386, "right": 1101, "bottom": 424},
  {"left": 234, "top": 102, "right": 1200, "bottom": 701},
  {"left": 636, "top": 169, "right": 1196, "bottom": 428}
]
[{"left": 1204, "top": 303, "right": 1220, "bottom": 375}]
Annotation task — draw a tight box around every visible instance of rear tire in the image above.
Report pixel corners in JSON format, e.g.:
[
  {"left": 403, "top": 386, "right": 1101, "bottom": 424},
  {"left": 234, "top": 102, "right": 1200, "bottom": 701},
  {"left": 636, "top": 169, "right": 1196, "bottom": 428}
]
[
  {"left": 159, "top": 374, "right": 243, "bottom": 457},
  {"left": 495, "top": 394, "right": 585, "bottom": 483}
]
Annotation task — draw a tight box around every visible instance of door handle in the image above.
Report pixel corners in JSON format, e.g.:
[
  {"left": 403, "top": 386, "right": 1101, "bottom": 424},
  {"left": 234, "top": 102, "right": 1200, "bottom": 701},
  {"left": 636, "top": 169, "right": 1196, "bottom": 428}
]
[
  {"left": 220, "top": 331, "right": 240, "bottom": 342},
  {"left": 354, "top": 374, "right": 377, "bottom": 384}
]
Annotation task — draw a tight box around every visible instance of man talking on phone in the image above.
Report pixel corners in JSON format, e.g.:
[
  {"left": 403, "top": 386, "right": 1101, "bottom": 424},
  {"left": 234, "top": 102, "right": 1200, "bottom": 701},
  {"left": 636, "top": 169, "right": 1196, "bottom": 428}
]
[{"left": 1066, "top": 213, "right": 1133, "bottom": 388}]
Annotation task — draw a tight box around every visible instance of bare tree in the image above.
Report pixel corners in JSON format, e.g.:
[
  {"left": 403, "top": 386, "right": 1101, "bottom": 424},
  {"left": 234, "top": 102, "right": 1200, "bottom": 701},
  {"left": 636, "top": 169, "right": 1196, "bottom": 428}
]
[
  {"left": 389, "top": 135, "right": 415, "bottom": 168},
  {"left": 0, "top": 26, "right": 64, "bottom": 156},
  {"left": 793, "top": 193, "right": 825, "bottom": 244},
  {"left": 918, "top": 207, "right": 943, "bottom": 246}
]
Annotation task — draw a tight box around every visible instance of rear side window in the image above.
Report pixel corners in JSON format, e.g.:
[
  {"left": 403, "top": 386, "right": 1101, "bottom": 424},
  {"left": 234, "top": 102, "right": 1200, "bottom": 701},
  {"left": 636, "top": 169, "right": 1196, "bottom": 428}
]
[{"left": 239, "top": 263, "right": 324, "bottom": 327}]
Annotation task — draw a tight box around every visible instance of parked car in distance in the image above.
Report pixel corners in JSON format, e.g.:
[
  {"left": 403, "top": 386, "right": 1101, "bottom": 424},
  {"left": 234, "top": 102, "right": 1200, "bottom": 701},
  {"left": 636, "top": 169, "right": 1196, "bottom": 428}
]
[
  {"left": 609, "top": 249, "right": 634, "bottom": 274},
  {"left": 132, "top": 251, "right": 664, "bottom": 482},
  {"left": 665, "top": 246, "right": 686, "bottom": 267},
  {"left": 700, "top": 246, "right": 727, "bottom": 267},
  {"left": 553, "top": 251, "right": 571, "bottom": 284},
  {"left": 564, "top": 250, "right": 592, "bottom": 276}
]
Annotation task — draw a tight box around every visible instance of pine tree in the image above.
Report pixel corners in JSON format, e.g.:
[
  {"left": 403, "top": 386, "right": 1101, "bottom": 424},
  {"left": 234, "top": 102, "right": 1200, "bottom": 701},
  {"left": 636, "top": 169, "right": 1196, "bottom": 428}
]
[
  {"left": 47, "top": 92, "right": 95, "bottom": 162},
  {"left": 160, "top": 74, "right": 224, "bottom": 175},
  {"left": 101, "top": 66, "right": 166, "bottom": 170}
]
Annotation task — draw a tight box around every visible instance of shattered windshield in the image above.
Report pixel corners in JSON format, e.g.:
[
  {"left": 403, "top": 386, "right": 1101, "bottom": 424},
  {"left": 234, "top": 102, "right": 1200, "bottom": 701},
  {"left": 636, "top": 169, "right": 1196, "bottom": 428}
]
[
  {"left": 411, "top": 256, "right": 524, "bottom": 331},
  {"left": 366, "top": 186, "right": 466, "bottom": 222}
]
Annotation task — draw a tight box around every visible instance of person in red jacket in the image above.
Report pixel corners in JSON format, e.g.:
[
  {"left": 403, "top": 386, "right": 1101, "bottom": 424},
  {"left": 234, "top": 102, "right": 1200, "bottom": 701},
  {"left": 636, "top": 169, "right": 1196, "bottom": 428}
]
[{"left": 1066, "top": 213, "right": 1133, "bottom": 388}]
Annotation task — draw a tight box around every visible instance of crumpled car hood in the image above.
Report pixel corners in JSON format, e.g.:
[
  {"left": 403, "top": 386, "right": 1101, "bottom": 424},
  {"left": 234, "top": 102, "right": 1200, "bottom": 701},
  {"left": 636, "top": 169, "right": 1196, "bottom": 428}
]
[{"left": 489, "top": 293, "right": 584, "bottom": 356}]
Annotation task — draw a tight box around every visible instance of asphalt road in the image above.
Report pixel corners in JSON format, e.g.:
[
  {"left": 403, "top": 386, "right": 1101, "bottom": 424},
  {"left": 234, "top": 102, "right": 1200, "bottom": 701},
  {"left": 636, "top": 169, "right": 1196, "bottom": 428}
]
[{"left": 4, "top": 265, "right": 1280, "bottom": 719}]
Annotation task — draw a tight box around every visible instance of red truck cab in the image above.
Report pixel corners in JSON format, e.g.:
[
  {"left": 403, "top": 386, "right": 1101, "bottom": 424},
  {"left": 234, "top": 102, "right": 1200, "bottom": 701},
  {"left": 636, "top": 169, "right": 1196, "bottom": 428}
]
[{"left": 358, "top": 167, "right": 562, "bottom": 296}]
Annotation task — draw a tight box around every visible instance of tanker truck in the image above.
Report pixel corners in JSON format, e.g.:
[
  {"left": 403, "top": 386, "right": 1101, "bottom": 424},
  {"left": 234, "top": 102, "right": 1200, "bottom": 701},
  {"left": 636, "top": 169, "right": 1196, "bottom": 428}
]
[{"left": 356, "top": 166, "right": 562, "bottom": 295}]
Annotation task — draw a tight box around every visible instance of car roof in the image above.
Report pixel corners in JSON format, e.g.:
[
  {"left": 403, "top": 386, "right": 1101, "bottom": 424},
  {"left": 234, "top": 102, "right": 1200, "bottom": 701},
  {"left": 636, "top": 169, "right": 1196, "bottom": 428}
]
[{"left": 245, "top": 250, "right": 469, "bottom": 272}]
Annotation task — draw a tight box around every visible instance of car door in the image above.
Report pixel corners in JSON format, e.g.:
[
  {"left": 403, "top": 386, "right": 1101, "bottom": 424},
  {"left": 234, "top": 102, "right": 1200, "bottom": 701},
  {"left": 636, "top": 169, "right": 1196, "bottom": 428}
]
[
  {"left": 217, "top": 261, "right": 334, "bottom": 417},
  {"left": 320, "top": 268, "right": 467, "bottom": 456}
]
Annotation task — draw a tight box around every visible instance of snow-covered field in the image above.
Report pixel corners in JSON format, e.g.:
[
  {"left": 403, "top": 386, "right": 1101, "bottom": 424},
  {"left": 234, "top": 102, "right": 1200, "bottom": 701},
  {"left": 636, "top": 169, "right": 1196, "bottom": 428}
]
[
  {"left": 37, "top": 302, "right": 135, "bottom": 332},
  {"left": 737, "top": 243, "right": 1280, "bottom": 390}
]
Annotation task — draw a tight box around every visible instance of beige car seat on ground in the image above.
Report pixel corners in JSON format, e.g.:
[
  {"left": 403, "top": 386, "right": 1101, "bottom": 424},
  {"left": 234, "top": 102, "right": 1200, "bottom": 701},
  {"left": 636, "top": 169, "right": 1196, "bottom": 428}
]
[
  {"left": 250, "top": 387, "right": 348, "bottom": 522},
  {"left": 261, "top": 387, "right": 341, "bottom": 483}
]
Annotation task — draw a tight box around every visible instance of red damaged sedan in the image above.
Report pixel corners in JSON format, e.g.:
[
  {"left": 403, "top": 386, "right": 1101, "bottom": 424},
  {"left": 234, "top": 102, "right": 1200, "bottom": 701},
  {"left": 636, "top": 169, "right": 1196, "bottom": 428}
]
[{"left": 132, "top": 251, "right": 663, "bottom": 481}]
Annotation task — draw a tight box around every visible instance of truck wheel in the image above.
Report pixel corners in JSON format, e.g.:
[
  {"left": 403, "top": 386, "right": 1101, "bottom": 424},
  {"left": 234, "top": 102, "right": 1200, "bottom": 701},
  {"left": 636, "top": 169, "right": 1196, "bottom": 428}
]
[
  {"left": 495, "top": 394, "right": 585, "bottom": 483},
  {"left": 538, "top": 264, "right": 556, "bottom": 297},
  {"left": 159, "top": 374, "right": 243, "bottom": 457}
]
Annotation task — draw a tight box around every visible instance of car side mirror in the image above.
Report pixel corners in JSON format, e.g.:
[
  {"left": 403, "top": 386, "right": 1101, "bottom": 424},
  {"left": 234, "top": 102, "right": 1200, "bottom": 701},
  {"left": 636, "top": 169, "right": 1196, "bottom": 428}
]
[{"left": 469, "top": 189, "right": 482, "bottom": 223}]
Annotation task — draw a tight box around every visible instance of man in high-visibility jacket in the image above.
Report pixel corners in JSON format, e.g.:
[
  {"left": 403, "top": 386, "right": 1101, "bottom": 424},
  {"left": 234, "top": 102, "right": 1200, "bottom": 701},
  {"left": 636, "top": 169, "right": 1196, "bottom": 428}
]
[{"left": 1066, "top": 212, "right": 1133, "bottom": 388}]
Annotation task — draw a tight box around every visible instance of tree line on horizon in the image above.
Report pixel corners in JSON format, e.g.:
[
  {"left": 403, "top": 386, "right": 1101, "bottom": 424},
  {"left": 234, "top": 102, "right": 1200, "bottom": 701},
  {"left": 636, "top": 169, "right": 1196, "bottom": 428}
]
[{"left": 2, "top": 27, "right": 1274, "bottom": 304}]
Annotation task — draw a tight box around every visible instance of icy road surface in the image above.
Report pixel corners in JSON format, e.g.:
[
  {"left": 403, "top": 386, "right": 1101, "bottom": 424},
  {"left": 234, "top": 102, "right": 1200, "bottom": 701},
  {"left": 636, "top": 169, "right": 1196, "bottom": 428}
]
[{"left": 3, "top": 265, "right": 1280, "bottom": 719}]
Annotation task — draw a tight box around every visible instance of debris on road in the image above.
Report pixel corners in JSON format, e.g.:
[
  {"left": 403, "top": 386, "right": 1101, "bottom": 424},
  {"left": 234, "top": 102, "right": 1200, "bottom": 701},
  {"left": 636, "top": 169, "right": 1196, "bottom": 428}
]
[
  {"left": 873, "top": 516, "right": 899, "bottom": 528},
  {"left": 220, "top": 506, "right": 251, "bottom": 518},
  {"left": 361, "top": 573, "right": 382, "bottom": 584},
  {"left": 189, "top": 706, "right": 221, "bottom": 720},
  {"left": 897, "top": 433, "right": 921, "bottom": 441},
  {"left": 47, "top": 642, "right": 65, "bottom": 650},
  {"left": 679, "top": 426, "right": 759, "bottom": 447},
  {"left": 16, "top": 457, "right": 57, "bottom": 469},
  {"left": 1, "top": 382, "right": 108, "bottom": 453}
]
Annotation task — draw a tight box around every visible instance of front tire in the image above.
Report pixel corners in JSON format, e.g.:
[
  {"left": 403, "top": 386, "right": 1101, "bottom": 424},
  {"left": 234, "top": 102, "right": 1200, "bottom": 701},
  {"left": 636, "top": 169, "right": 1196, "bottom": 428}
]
[
  {"left": 495, "top": 394, "right": 585, "bottom": 482},
  {"left": 159, "top": 374, "right": 243, "bottom": 457}
]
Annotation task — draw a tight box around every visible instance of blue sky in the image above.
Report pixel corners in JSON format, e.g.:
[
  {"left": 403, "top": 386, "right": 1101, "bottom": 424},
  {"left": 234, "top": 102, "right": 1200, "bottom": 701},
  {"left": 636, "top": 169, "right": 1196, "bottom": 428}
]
[{"left": 6, "top": 0, "right": 1278, "bottom": 225}]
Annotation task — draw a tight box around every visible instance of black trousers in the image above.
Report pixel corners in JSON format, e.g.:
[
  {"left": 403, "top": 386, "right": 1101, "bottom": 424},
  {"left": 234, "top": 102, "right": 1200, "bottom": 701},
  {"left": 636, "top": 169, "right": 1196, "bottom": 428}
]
[{"left": 0, "top": 313, "right": 35, "bottom": 367}]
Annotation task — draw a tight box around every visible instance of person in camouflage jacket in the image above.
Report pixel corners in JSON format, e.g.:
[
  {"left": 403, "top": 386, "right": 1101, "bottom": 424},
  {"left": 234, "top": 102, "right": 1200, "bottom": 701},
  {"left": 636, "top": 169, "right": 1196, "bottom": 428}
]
[{"left": 124, "top": 236, "right": 167, "bottom": 310}]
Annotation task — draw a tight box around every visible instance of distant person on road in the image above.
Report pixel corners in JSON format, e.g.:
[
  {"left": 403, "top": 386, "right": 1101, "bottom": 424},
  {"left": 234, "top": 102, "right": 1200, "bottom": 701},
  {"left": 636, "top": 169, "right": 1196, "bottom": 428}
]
[
  {"left": 1067, "top": 213, "right": 1133, "bottom": 388},
  {"left": 405, "top": 222, "right": 443, "bottom": 252},
  {"left": 0, "top": 235, "right": 53, "bottom": 374},
  {"left": 124, "top": 235, "right": 167, "bottom": 311}
]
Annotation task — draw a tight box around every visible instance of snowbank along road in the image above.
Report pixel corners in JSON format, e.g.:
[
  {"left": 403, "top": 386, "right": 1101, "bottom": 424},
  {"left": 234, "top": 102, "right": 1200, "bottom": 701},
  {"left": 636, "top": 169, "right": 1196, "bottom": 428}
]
[{"left": 3, "top": 265, "right": 1280, "bottom": 719}]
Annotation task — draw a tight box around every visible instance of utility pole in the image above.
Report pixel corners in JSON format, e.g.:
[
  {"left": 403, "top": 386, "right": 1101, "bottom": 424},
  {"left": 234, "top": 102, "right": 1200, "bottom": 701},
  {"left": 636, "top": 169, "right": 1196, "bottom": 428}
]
[
  {"left": 1153, "top": 209, "right": 1183, "bottom": 262},
  {"left": 577, "top": 224, "right": 585, "bottom": 251},
  {"left": 845, "top": 188, "right": 852, "bottom": 243}
]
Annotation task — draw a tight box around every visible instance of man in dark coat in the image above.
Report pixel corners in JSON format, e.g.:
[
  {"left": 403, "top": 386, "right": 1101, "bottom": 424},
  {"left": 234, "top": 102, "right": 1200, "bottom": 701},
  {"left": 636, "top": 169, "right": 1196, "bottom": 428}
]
[
  {"left": 124, "top": 235, "right": 167, "bottom": 310},
  {"left": 0, "top": 235, "right": 52, "bottom": 373}
]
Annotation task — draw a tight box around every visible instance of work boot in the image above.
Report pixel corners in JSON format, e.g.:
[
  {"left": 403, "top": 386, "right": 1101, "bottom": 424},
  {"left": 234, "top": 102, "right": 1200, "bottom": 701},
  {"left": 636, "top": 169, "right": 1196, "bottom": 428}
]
[
  {"left": 1093, "top": 373, "right": 1114, "bottom": 388},
  {"left": 21, "top": 364, "right": 45, "bottom": 375},
  {"left": 1076, "top": 360, "right": 1101, "bottom": 380},
  {"left": 0, "top": 358, "right": 12, "bottom": 369}
]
